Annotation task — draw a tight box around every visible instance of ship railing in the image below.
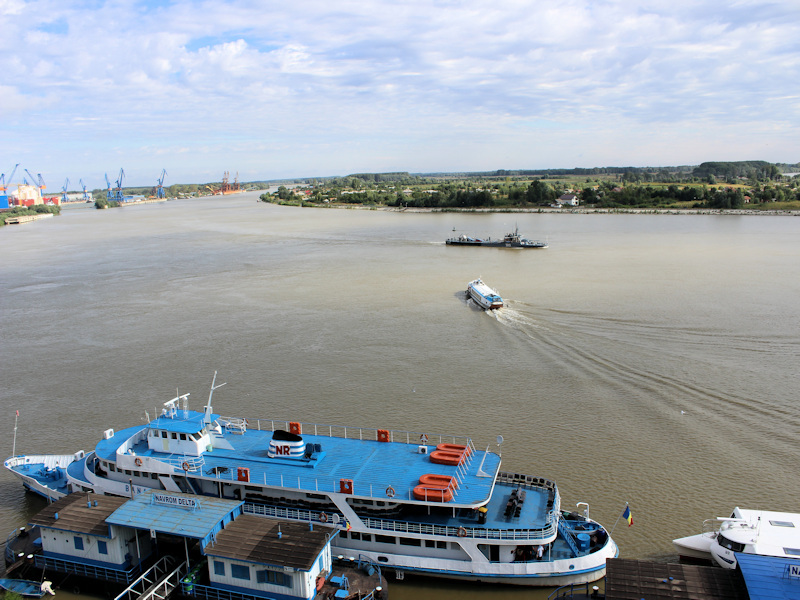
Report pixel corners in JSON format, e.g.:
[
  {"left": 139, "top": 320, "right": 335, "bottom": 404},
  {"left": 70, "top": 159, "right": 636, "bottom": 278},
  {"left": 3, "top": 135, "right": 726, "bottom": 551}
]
[
  {"left": 3, "top": 453, "right": 82, "bottom": 471},
  {"left": 218, "top": 416, "right": 246, "bottom": 434},
  {"left": 35, "top": 554, "right": 144, "bottom": 584},
  {"left": 210, "top": 466, "right": 469, "bottom": 502},
  {"left": 242, "top": 503, "right": 557, "bottom": 542},
  {"left": 238, "top": 417, "right": 473, "bottom": 449},
  {"left": 161, "top": 455, "right": 205, "bottom": 472},
  {"left": 701, "top": 518, "right": 723, "bottom": 534}
]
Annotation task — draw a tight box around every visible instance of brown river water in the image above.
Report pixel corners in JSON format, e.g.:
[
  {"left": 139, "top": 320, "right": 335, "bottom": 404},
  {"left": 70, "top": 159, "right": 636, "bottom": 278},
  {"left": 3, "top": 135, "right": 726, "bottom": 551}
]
[{"left": 2, "top": 192, "right": 799, "bottom": 599}]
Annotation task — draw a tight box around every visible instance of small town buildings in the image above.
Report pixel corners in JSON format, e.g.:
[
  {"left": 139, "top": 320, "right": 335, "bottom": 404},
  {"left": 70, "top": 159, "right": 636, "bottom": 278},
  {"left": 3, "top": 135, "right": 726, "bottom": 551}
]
[{"left": 558, "top": 193, "right": 579, "bottom": 206}]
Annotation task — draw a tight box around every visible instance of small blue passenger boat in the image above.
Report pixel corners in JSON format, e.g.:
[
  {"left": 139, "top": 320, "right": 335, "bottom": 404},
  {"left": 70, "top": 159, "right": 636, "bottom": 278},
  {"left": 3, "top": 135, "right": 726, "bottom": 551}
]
[{"left": 0, "top": 578, "right": 49, "bottom": 597}]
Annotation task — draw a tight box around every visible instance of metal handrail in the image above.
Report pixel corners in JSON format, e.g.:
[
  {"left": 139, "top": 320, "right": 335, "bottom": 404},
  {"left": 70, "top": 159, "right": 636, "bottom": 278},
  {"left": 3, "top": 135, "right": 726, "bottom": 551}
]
[
  {"left": 237, "top": 417, "right": 473, "bottom": 448},
  {"left": 243, "top": 503, "right": 558, "bottom": 542}
]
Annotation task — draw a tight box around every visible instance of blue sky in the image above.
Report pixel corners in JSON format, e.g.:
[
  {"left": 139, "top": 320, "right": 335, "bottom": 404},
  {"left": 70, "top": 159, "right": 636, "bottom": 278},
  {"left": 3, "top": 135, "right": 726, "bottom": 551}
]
[{"left": 1, "top": 0, "right": 798, "bottom": 188}]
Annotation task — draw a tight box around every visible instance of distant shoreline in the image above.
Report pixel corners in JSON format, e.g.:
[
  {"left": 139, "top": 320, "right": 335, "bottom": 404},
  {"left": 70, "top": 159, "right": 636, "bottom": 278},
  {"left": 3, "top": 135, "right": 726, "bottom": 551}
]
[{"left": 319, "top": 203, "right": 800, "bottom": 216}]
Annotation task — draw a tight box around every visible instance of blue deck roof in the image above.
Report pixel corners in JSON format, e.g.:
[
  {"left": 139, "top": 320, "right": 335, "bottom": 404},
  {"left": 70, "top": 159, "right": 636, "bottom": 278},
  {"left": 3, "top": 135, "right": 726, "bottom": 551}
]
[
  {"left": 91, "top": 412, "right": 561, "bottom": 531},
  {"left": 106, "top": 490, "right": 243, "bottom": 541},
  {"left": 98, "top": 416, "right": 504, "bottom": 508},
  {"left": 736, "top": 553, "right": 800, "bottom": 600}
]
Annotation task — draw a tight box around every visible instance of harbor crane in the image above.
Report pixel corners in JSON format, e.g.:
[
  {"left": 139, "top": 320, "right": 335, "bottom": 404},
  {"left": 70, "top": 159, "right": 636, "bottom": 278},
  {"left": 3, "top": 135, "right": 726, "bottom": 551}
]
[
  {"left": 114, "top": 168, "right": 125, "bottom": 202},
  {"left": 61, "top": 178, "right": 70, "bottom": 203},
  {"left": 1, "top": 163, "right": 20, "bottom": 193},
  {"left": 24, "top": 169, "right": 46, "bottom": 196},
  {"left": 156, "top": 169, "right": 167, "bottom": 199},
  {"left": 79, "top": 179, "right": 90, "bottom": 202},
  {"left": 104, "top": 173, "right": 113, "bottom": 201}
]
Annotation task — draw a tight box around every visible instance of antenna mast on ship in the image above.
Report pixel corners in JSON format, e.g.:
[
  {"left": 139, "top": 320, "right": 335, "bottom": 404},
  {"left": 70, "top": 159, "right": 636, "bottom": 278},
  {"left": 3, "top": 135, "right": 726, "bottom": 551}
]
[{"left": 204, "top": 371, "right": 227, "bottom": 425}]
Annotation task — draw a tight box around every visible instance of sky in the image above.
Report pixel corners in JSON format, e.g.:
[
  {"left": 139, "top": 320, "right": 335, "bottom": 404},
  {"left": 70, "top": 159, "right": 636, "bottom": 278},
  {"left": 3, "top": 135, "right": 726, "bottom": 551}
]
[{"left": 1, "top": 0, "right": 799, "bottom": 189}]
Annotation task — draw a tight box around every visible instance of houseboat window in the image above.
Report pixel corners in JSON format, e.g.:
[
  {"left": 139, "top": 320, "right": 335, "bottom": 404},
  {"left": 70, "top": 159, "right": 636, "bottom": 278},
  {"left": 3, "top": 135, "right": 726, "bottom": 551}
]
[
  {"left": 98, "top": 541, "right": 108, "bottom": 555},
  {"left": 785, "top": 548, "right": 800, "bottom": 556},
  {"left": 770, "top": 521, "right": 795, "bottom": 528},
  {"left": 214, "top": 561, "right": 225, "bottom": 576},
  {"left": 124, "top": 470, "right": 132, "bottom": 476},
  {"left": 180, "top": 433, "right": 187, "bottom": 441},
  {"left": 190, "top": 433, "right": 200, "bottom": 441},
  {"left": 350, "top": 532, "right": 360, "bottom": 540},
  {"left": 400, "top": 537, "right": 422, "bottom": 547},
  {"left": 375, "top": 535, "right": 396, "bottom": 544},
  {"left": 171, "top": 433, "right": 177, "bottom": 439},
  {"left": 161, "top": 431, "right": 168, "bottom": 438},
  {"left": 257, "top": 570, "right": 290, "bottom": 586},
  {"left": 151, "top": 473, "right": 158, "bottom": 479},
  {"left": 377, "top": 556, "right": 389, "bottom": 563},
  {"left": 109, "top": 464, "right": 116, "bottom": 472},
  {"left": 437, "top": 540, "right": 447, "bottom": 549},
  {"left": 231, "top": 564, "right": 250, "bottom": 580},
  {"left": 74, "top": 537, "right": 84, "bottom": 550},
  {"left": 362, "top": 534, "right": 372, "bottom": 542},
  {"left": 717, "top": 534, "right": 745, "bottom": 552}
]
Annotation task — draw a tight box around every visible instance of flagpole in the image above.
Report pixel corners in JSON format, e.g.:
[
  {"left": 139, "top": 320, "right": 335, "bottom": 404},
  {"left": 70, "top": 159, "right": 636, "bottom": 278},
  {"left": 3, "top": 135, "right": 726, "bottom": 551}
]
[
  {"left": 610, "top": 502, "right": 628, "bottom": 536},
  {"left": 12, "top": 410, "right": 19, "bottom": 457}
]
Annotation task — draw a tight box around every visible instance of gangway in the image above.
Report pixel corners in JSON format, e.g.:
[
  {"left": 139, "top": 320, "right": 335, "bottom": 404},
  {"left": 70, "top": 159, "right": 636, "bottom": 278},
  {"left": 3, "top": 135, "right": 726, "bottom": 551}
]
[{"left": 112, "top": 556, "right": 186, "bottom": 600}]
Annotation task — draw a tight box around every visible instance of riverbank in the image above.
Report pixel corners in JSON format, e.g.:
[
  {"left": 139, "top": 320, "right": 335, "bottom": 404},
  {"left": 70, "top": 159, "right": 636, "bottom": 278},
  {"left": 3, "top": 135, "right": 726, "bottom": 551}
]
[{"left": 306, "top": 202, "right": 800, "bottom": 215}]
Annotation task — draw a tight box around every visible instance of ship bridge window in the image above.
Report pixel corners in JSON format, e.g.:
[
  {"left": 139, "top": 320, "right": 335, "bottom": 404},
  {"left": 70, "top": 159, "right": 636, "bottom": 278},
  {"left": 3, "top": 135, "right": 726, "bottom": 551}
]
[
  {"left": 770, "top": 521, "right": 795, "bottom": 528},
  {"left": 717, "top": 534, "right": 745, "bottom": 552},
  {"left": 179, "top": 434, "right": 187, "bottom": 441},
  {"left": 785, "top": 548, "right": 800, "bottom": 556},
  {"left": 161, "top": 431, "right": 168, "bottom": 439},
  {"left": 171, "top": 433, "right": 177, "bottom": 439}
]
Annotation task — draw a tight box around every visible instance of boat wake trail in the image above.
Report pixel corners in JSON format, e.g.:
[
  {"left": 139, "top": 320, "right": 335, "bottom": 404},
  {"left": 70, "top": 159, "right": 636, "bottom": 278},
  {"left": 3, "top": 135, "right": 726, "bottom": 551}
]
[{"left": 491, "top": 303, "right": 800, "bottom": 463}]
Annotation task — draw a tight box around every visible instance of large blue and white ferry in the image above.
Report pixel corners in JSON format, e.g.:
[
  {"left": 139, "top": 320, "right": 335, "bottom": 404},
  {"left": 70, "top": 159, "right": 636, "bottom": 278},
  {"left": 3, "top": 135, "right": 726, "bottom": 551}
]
[{"left": 4, "top": 375, "right": 617, "bottom": 586}]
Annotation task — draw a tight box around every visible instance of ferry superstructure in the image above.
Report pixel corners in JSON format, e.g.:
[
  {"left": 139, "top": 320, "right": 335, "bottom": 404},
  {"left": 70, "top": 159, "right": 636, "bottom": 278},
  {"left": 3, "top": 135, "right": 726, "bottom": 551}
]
[{"left": 5, "top": 376, "right": 617, "bottom": 586}]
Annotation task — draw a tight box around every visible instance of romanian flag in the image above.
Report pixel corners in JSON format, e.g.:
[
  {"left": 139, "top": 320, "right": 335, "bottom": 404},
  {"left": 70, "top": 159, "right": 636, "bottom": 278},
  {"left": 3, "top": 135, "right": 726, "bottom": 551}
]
[
  {"left": 622, "top": 505, "right": 633, "bottom": 527},
  {"left": 345, "top": 521, "right": 352, "bottom": 532}
]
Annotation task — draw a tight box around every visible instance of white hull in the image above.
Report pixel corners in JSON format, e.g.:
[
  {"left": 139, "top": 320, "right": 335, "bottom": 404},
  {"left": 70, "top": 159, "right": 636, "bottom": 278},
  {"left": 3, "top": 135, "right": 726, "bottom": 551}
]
[
  {"left": 334, "top": 540, "right": 617, "bottom": 586},
  {"left": 672, "top": 532, "right": 716, "bottom": 561}
]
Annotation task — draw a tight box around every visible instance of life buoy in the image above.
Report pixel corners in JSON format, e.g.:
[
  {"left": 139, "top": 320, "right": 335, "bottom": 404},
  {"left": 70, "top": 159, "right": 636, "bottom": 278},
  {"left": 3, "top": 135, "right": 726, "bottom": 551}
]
[
  {"left": 319, "top": 512, "right": 329, "bottom": 523},
  {"left": 457, "top": 527, "right": 467, "bottom": 537},
  {"left": 386, "top": 486, "right": 396, "bottom": 498},
  {"left": 420, "top": 433, "right": 429, "bottom": 444},
  {"left": 182, "top": 461, "right": 190, "bottom": 471},
  {"left": 134, "top": 457, "right": 142, "bottom": 467}
]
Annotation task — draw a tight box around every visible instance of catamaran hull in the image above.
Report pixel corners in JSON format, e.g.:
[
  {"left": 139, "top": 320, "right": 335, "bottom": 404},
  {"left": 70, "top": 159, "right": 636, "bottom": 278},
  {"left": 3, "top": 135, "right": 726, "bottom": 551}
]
[{"left": 672, "top": 532, "right": 716, "bottom": 562}]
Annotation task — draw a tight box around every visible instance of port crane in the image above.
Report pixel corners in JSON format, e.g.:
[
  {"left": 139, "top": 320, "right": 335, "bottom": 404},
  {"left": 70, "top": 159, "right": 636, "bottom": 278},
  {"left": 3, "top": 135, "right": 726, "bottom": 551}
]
[
  {"left": 1, "top": 163, "right": 19, "bottom": 193},
  {"left": 24, "top": 169, "right": 46, "bottom": 196},
  {"left": 156, "top": 169, "right": 167, "bottom": 199},
  {"left": 61, "top": 178, "right": 70, "bottom": 203},
  {"left": 104, "top": 173, "right": 113, "bottom": 201},
  {"left": 79, "top": 179, "right": 90, "bottom": 202},
  {"left": 114, "top": 168, "right": 125, "bottom": 202}
]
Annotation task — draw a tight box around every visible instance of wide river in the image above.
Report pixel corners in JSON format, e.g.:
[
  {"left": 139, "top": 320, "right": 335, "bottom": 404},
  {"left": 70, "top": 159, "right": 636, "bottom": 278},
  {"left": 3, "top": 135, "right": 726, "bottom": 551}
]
[{"left": 2, "top": 192, "right": 799, "bottom": 599}]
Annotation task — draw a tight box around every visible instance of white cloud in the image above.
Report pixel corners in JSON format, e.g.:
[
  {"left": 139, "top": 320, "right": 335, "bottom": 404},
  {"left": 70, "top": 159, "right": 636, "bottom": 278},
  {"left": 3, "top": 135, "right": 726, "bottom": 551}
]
[{"left": 1, "top": 0, "right": 798, "bottom": 186}]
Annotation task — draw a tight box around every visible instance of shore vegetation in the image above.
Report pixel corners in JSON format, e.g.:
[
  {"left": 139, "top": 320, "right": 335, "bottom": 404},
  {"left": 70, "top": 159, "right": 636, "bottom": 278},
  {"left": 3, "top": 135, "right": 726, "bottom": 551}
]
[{"left": 258, "top": 161, "right": 800, "bottom": 212}]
